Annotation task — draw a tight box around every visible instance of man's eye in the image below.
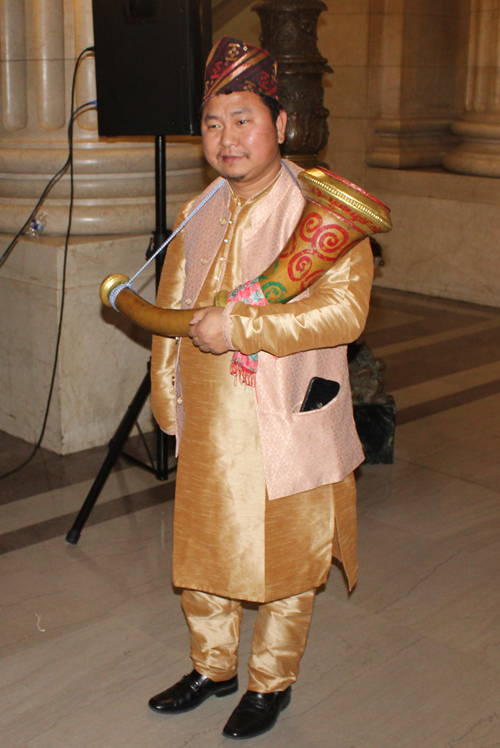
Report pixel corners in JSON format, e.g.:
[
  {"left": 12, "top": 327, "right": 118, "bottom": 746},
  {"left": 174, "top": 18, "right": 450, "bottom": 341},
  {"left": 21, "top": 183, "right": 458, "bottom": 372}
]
[{"left": 237, "top": 119, "right": 248, "bottom": 125}]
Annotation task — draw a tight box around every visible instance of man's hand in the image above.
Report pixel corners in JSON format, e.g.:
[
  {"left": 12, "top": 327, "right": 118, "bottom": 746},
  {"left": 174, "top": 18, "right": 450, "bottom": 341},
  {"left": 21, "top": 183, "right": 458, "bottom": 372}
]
[{"left": 189, "top": 306, "right": 230, "bottom": 354}]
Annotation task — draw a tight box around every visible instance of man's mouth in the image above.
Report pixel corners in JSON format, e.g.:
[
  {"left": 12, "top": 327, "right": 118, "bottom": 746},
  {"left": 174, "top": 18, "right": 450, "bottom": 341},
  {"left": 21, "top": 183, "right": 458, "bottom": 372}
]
[{"left": 220, "top": 154, "right": 246, "bottom": 164}]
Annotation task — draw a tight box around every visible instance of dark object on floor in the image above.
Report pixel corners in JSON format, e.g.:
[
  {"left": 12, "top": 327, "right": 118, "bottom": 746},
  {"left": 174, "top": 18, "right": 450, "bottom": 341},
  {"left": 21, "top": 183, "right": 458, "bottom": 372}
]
[
  {"left": 223, "top": 686, "right": 292, "bottom": 739},
  {"left": 348, "top": 340, "right": 395, "bottom": 464},
  {"left": 148, "top": 669, "right": 238, "bottom": 714},
  {"left": 353, "top": 399, "right": 396, "bottom": 464}
]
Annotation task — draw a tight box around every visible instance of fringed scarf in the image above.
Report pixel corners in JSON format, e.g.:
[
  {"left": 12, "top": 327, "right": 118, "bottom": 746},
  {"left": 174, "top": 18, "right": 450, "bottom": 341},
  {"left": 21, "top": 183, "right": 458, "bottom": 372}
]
[{"left": 228, "top": 278, "right": 269, "bottom": 386}]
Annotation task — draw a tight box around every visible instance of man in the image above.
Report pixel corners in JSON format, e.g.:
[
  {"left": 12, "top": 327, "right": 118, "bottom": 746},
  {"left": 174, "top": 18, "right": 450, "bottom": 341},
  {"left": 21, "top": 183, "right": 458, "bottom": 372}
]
[{"left": 149, "top": 37, "right": 373, "bottom": 739}]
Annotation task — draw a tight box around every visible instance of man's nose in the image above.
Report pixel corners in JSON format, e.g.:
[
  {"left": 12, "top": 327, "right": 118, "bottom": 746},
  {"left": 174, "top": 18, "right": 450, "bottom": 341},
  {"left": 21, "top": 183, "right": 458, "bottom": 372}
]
[{"left": 220, "top": 125, "right": 238, "bottom": 147}]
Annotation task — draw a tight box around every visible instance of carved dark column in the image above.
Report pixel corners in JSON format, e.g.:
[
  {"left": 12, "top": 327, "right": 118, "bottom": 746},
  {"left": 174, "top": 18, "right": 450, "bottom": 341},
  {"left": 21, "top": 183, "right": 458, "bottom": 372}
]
[{"left": 252, "top": 0, "right": 331, "bottom": 169}]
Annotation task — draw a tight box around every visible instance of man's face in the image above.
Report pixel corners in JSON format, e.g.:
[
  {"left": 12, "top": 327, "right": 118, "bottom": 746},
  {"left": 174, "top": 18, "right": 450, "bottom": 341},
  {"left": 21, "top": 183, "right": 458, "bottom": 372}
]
[{"left": 201, "top": 91, "right": 287, "bottom": 196}]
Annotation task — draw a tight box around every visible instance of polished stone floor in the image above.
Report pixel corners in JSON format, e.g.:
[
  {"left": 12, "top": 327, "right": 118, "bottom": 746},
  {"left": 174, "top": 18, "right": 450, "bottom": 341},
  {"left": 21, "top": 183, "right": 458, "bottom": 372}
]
[{"left": 1, "top": 287, "right": 500, "bottom": 748}]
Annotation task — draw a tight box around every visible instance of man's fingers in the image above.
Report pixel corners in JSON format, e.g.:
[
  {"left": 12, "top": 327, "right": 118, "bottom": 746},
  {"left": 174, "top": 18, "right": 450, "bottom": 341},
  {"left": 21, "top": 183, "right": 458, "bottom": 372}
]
[
  {"left": 189, "top": 307, "right": 212, "bottom": 338},
  {"left": 189, "top": 307, "right": 210, "bottom": 325},
  {"left": 187, "top": 307, "right": 226, "bottom": 355}
]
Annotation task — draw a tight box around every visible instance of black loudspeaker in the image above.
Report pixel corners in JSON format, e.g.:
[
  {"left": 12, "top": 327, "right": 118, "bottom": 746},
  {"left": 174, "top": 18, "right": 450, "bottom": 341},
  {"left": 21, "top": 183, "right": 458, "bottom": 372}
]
[{"left": 91, "top": 0, "right": 212, "bottom": 137}]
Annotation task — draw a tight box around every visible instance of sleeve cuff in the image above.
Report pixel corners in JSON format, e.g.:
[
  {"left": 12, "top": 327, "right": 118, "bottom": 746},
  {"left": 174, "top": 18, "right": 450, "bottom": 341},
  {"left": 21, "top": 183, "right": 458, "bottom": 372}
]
[{"left": 221, "top": 300, "right": 238, "bottom": 351}]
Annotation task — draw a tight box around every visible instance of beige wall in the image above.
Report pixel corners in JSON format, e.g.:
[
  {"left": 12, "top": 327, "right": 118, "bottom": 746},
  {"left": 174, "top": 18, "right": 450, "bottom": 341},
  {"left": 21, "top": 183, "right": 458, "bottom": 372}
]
[
  {"left": 215, "top": 3, "right": 261, "bottom": 45},
  {"left": 319, "top": 0, "right": 370, "bottom": 186},
  {"left": 219, "top": 0, "right": 500, "bottom": 308},
  {"left": 366, "top": 0, "right": 500, "bottom": 307}
]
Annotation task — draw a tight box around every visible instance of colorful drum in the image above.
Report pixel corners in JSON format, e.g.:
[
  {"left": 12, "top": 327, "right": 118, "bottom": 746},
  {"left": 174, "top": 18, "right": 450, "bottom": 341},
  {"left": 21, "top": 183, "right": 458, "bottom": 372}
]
[{"left": 100, "top": 168, "right": 391, "bottom": 337}]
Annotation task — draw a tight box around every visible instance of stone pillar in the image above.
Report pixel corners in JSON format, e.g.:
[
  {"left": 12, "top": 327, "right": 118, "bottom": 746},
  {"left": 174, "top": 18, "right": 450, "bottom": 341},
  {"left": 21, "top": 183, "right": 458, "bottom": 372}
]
[
  {"left": 0, "top": 0, "right": 209, "bottom": 454},
  {"left": 0, "top": 0, "right": 206, "bottom": 234},
  {"left": 252, "top": 0, "right": 331, "bottom": 169},
  {"left": 443, "top": 0, "right": 500, "bottom": 177},
  {"left": 367, "top": 0, "right": 460, "bottom": 169}
]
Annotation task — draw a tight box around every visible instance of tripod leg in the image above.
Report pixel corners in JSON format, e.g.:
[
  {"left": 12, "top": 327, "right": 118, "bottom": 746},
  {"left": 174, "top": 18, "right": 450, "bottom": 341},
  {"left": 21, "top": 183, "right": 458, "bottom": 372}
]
[
  {"left": 151, "top": 136, "right": 171, "bottom": 482},
  {"left": 156, "top": 427, "right": 170, "bottom": 481},
  {"left": 65, "top": 371, "right": 151, "bottom": 545}
]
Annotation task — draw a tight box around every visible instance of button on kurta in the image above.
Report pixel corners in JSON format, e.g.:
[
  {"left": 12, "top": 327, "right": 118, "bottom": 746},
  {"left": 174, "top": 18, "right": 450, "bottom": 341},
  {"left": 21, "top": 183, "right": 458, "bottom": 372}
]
[
  {"left": 185, "top": 297, "right": 192, "bottom": 305},
  {"left": 201, "top": 258, "right": 208, "bottom": 265},
  {"left": 177, "top": 397, "right": 183, "bottom": 404}
]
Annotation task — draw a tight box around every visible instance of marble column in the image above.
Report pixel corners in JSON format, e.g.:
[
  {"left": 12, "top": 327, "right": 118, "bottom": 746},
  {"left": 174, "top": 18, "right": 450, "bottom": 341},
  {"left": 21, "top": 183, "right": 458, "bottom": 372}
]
[
  {"left": 443, "top": 0, "right": 500, "bottom": 177},
  {"left": 367, "top": 0, "right": 459, "bottom": 169},
  {"left": 0, "top": 0, "right": 209, "bottom": 454}
]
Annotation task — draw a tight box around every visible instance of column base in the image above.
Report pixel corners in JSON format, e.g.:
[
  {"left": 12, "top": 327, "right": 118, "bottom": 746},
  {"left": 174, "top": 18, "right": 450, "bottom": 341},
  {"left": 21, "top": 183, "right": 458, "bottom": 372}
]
[
  {"left": 0, "top": 140, "right": 209, "bottom": 235},
  {"left": 0, "top": 195, "right": 192, "bottom": 236},
  {"left": 367, "top": 118, "right": 456, "bottom": 169},
  {"left": 0, "top": 233, "right": 158, "bottom": 454},
  {"left": 443, "top": 119, "right": 500, "bottom": 177}
]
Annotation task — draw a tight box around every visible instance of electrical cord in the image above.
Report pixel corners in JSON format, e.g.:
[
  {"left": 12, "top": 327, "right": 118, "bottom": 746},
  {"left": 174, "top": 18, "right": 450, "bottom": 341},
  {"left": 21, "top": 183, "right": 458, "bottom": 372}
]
[
  {"left": 0, "top": 48, "right": 95, "bottom": 270},
  {"left": 0, "top": 46, "right": 96, "bottom": 481}
]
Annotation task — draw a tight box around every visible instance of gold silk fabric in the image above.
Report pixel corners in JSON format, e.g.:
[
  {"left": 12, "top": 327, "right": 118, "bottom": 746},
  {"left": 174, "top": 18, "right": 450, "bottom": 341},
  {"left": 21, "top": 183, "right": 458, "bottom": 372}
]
[
  {"left": 181, "top": 587, "right": 316, "bottom": 692},
  {"left": 151, "top": 162, "right": 373, "bottom": 603}
]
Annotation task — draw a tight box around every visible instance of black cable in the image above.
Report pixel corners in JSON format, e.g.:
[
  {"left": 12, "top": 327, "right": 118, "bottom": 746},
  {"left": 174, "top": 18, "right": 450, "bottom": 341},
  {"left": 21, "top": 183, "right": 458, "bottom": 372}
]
[
  {"left": 0, "top": 48, "right": 95, "bottom": 270},
  {"left": 0, "top": 46, "right": 96, "bottom": 481},
  {"left": 0, "top": 161, "right": 67, "bottom": 268}
]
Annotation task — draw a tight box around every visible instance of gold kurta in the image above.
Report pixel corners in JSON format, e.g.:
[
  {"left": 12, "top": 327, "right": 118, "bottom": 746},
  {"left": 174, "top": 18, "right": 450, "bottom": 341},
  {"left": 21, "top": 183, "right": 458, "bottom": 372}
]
[
  {"left": 151, "top": 163, "right": 373, "bottom": 604},
  {"left": 172, "top": 186, "right": 347, "bottom": 603}
]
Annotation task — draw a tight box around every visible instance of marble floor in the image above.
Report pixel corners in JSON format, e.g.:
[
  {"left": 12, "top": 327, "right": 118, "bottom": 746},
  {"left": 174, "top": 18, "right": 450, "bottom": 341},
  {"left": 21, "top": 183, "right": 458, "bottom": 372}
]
[{"left": 1, "top": 287, "right": 500, "bottom": 748}]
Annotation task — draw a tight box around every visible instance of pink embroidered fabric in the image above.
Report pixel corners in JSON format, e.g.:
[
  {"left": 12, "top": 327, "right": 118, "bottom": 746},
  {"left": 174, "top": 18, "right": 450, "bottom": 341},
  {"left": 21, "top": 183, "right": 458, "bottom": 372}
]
[{"left": 228, "top": 278, "right": 269, "bottom": 385}]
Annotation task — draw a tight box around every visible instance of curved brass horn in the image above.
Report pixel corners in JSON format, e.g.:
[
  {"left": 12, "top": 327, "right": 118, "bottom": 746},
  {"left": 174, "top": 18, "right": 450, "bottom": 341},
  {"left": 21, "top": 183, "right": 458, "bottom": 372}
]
[
  {"left": 100, "top": 275, "right": 197, "bottom": 336},
  {"left": 100, "top": 168, "right": 392, "bottom": 337},
  {"left": 100, "top": 274, "right": 130, "bottom": 307}
]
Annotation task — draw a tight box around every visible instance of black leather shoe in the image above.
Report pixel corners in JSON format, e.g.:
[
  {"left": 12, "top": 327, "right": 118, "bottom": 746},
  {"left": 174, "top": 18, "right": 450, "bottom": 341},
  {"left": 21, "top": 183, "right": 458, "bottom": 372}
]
[
  {"left": 222, "top": 686, "right": 291, "bottom": 739},
  {"left": 148, "top": 669, "right": 238, "bottom": 714}
]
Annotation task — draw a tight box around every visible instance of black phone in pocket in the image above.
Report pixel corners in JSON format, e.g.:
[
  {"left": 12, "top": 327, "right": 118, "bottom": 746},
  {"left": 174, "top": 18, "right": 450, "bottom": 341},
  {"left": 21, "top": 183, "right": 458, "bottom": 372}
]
[{"left": 300, "top": 377, "right": 340, "bottom": 412}]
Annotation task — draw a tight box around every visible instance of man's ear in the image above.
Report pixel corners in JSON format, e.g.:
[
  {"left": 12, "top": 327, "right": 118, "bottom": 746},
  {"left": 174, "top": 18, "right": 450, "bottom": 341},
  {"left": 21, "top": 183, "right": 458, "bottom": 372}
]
[{"left": 276, "top": 109, "right": 287, "bottom": 144}]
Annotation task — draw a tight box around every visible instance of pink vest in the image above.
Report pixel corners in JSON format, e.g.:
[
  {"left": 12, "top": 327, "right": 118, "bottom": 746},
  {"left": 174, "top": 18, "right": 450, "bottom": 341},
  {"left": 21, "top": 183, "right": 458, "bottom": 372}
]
[{"left": 175, "top": 161, "right": 367, "bottom": 500}]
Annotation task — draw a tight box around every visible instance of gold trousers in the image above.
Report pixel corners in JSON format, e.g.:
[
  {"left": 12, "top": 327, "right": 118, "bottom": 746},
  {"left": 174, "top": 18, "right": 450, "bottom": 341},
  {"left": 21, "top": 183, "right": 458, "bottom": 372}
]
[{"left": 181, "top": 587, "right": 316, "bottom": 692}]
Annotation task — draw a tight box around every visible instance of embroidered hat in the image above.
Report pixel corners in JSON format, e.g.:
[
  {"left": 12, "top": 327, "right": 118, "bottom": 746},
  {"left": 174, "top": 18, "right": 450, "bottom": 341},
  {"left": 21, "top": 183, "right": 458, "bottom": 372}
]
[{"left": 202, "top": 36, "right": 279, "bottom": 107}]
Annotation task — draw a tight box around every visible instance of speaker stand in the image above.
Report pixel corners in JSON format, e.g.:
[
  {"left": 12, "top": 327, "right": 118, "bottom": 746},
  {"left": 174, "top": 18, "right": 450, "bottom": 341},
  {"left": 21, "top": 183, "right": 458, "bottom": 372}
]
[{"left": 66, "top": 135, "right": 174, "bottom": 545}]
